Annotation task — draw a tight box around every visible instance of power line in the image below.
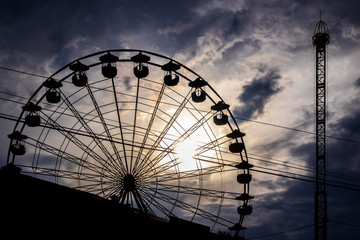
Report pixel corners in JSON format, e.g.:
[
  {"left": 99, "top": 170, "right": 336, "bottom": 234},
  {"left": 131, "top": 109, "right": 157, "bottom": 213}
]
[
  {"left": 251, "top": 168, "right": 360, "bottom": 192},
  {"left": 235, "top": 116, "right": 314, "bottom": 135},
  {"left": 246, "top": 219, "right": 360, "bottom": 240},
  {"left": 244, "top": 212, "right": 360, "bottom": 240},
  {"left": 0, "top": 66, "right": 48, "bottom": 79},
  {"left": 246, "top": 220, "right": 360, "bottom": 240},
  {"left": 248, "top": 154, "right": 360, "bottom": 184},
  {"left": 329, "top": 220, "right": 360, "bottom": 229},
  {"left": 0, "top": 113, "right": 174, "bottom": 154},
  {"left": 234, "top": 116, "right": 360, "bottom": 144},
  {"left": 247, "top": 224, "right": 314, "bottom": 240},
  {"left": 193, "top": 152, "right": 360, "bottom": 192}
]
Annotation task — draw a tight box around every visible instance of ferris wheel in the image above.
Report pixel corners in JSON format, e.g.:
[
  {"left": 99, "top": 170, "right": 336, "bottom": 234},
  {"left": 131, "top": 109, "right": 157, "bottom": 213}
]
[{"left": 6, "top": 49, "right": 253, "bottom": 236}]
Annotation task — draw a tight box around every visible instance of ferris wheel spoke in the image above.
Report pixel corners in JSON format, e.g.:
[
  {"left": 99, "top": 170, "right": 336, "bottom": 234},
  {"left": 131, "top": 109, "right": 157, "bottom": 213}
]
[
  {"left": 136, "top": 110, "right": 214, "bottom": 178},
  {"left": 58, "top": 89, "right": 121, "bottom": 172},
  {"left": 151, "top": 181, "right": 201, "bottom": 223},
  {"left": 128, "top": 188, "right": 156, "bottom": 215},
  {"left": 26, "top": 166, "right": 110, "bottom": 188},
  {"left": 111, "top": 77, "right": 130, "bottom": 173},
  {"left": 140, "top": 157, "right": 180, "bottom": 181},
  {"left": 146, "top": 182, "right": 239, "bottom": 200},
  {"left": 195, "top": 135, "right": 229, "bottom": 156},
  {"left": 133, "top": 189, "right": 149, "bottom": 213},
  {"left": 39, "top": 115, "right": 123, "bottom": 175},
  {"left": 132, "top": 83, "right": 166, "bottom": 174},
  {"left": 41, "top": 109, "right": 174, "bottom": 170},
  {"left": 85, "top": 84, "right": 127, "bottom": 173},
  {"left": 101, "top": 183, "right": 121, "bottom": 199},
  {"left": 75, "top": 180, "right": 111, "bottom": 193},
  {"left": 129, "top": 77, "right": 141, "bottom": 174},
  {"left": 19, "top": 165, "right": 102, "bottom": 183},
  {"left": 145, "top": 185, "right": 233, "bottom": 227},
  {"left": 138, "top": 187, "right": 174, "bottom": 218},
  {"left": 141, "top": 183, "right": 180, "bottom": 213},
  {"left": 145, "top": 164, "right": 224, "bottom": 184},
  {"left": 135, "top": 140, "right": 177, "bottom": 180},
  {"left": 26, "top": 136, "right": 119, "bottom": 181},
  {"left": 133, "top": 89, "right": 192, "bottom": 175}
]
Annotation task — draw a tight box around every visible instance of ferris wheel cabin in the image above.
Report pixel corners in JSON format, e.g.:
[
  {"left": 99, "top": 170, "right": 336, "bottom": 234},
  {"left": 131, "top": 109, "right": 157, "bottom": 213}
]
[
  {"left": 8, "top": 131, "right": 28, "bottom": 156},
  {"left": 100, "top": 52, "right": 119, "bottom": 79},
  {"left": 161, "top": 61, "right": 180, "bottom": 86},
  {"left": 69, "top": 61, "right": 89, "bottom": 87},
  {"left": 22, "top": 102, "right": 42, "bottom": 127},
  {"left": 131, "top": 52, "right": 150, "bottom": 79},
  {"left": 43, "top": 78, "right": 62, "bottom": 104}
]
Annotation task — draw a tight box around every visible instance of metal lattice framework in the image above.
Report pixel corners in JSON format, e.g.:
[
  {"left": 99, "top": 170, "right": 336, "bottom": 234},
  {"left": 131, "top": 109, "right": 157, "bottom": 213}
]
[
  {"left": 7, "top": 49, "right": 253, "bottom": 236},
  {"left": 312, "top": 21, "right": 330, "bottom": 240}
]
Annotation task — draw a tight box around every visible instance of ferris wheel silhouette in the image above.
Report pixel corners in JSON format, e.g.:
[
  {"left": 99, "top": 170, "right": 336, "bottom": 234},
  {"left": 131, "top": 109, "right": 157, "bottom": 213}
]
[{"left": 7, "top": 49, "right": 253, "bottom": 236}]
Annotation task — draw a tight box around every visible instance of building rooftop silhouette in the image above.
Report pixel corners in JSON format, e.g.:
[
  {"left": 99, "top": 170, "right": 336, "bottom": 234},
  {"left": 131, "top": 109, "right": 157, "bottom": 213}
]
[{"left": 0, "top": 164, "right": 223, "bottom": 239}]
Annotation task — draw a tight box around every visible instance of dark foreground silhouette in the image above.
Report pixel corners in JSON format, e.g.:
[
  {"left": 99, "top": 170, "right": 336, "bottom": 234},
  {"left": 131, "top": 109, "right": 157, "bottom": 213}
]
[{"left": 0, "top": 164, "right": 233, "bottom": 239}]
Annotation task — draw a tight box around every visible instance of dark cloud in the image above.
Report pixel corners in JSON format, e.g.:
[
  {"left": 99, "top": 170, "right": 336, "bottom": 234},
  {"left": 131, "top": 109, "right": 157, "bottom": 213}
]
[
  {"left": 327, "top": 106, "right": 360, "bottom": 176},
  {"left": 355, "top": 77, "right": 360, "bottom": 88},
  {"left": 222, "top": 9, "right": 250, "bottom": 41},
  {"left": 234, "top": 64, "right": 283, "bottom": 119},
  {"left": 248, "top": 180, "right": 314, "bottom": 240},
  {"left": 330, "top": 108, "right": 360, "bottom": 140},
  {"left": 289, "top": 97, "right": 360, "bottom": 170},
  {"left": 220, "top": 38, "right": 262, "bottom": 62},
  {"left": 123, "top": 77, "right": 132, "bottom": 91}
]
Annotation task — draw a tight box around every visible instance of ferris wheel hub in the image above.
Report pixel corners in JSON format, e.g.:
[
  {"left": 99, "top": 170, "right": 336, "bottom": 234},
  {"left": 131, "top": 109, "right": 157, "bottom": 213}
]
[{"left": 122, "top": 174, "right": 137, "bottom": 192}]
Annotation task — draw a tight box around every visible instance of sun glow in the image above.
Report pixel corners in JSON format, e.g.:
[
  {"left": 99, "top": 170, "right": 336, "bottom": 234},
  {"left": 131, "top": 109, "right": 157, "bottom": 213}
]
[{"left": 175, "top": 138, "right": 199, "bottom": 172}]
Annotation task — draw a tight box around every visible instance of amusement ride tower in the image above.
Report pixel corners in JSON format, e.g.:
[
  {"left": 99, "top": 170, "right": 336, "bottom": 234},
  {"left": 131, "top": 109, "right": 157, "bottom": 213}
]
[{"left": 312, "top": 18, "right": 330, "bottom": 240}]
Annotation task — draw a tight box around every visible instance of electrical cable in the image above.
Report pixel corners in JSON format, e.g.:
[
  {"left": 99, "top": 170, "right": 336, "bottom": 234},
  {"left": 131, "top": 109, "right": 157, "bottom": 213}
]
[
  {"left": 246, "top": 224, "right": 314, "bottom": 240},
  {"left": 251, "top": 168, "right": 360, "bottom": 192},
  {"left": 328, "top": 220, "right": 360, "bottom": 228},
  {"left": 0, "top": 66, "right": 48, "bottom": 79},
  {"left": 234, "top": 116, "right": 360, "bottom": 144}
]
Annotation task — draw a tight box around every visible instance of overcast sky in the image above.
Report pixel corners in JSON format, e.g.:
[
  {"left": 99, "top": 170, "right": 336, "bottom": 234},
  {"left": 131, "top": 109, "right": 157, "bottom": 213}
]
[{"left": 1, "top": 0, "right": 360, "bottom": 239}]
